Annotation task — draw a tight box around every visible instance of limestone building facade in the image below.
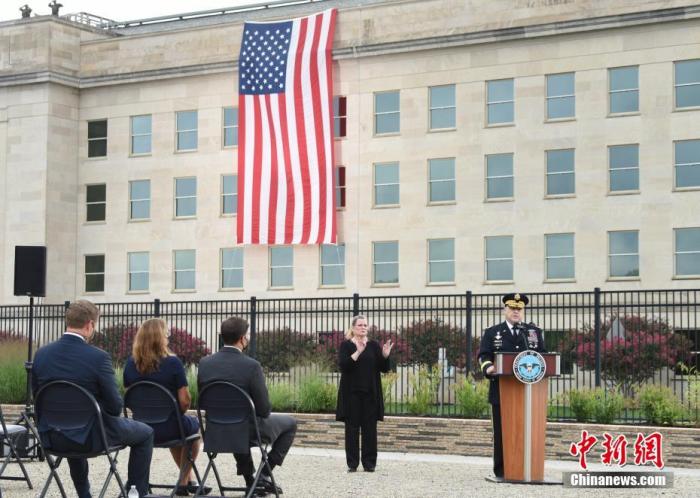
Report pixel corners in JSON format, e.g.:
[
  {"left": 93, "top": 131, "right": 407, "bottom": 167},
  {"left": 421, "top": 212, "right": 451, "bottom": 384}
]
[{"left": 1, "top": 0, "right": 700, "bottom": 304}]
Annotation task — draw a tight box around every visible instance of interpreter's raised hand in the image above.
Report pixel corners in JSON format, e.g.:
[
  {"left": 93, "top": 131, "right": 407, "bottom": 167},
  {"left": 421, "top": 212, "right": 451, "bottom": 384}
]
[
  {"left": 382, "top": 340, "right": 394, "bottom": 358},
  {"left": 353, "top": 337, "right": 367, "bottom": 355}
]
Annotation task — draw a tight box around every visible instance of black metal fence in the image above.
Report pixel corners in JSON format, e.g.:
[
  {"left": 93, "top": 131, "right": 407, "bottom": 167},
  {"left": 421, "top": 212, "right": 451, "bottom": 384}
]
[{"left": 1, "top": 289, "right": 699, "bottom": 423}]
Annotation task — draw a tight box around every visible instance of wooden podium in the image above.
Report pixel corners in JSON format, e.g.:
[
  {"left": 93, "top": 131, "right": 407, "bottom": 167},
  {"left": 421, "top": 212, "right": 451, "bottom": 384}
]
[{"left": 494, "top": 352, "right": 560, "bottom": 483}]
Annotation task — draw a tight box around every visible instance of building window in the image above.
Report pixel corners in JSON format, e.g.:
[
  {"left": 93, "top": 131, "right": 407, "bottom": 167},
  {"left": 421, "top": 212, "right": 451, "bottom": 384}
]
[
  {"left": 223, "top": 107, "right": 238, "bottom": 147},
  {"left": 674, "top": 329, "right": 700, "bottom": 373},
  {"left": 429, "top": 84, "right": 456, "bottom": 130},
  {"left": 609, "top": 144, "right": 639, "bottom": 192},
  {"left": 174, "top": 249, "right": 196, "bottom": 290},
  {"left": 221, "top": 248, "right": 244, "bottom": 289},
  {"left": 334, "top": 96, "right": 347, "bottom": 138},
  {"left": 675, "top": 228, "right": 700, "bottom": 277},
  {"left": 675, "top": 59, "right": 700, "bottom": 109},
  {"left": 373, "top": 241, "right": 399, "bottom": 285},
  {"left": 320, "top": 244, "right": 345, "bottom": 286},
  {"left": 129, "top": 180, "right": 150, "bottom": 220},
  {"left": 546, "top": 72, "right": 575, "bottom": 120},
  {"left": 675, "top": 139, "right": 700, "bottom": 189},
  {"left": 270, "top": 246, "right": 293, "bottom": 288},
  {"left": 485, "top": 236, "right": 513, "bottom": 281},
  {"left": 428, "top": 158, "right": 456, "bottom": 203},
  {"left": 609, "top": 66, "right": 639, "bottom": 114},
  {"left": 608, "top": 230, "right": 639, "bottom": 278},
  {"left": 87, "top": 119, "right": 107, "bottom": 158},
  {"left": 546, "top": 149, "right": 575, "bottom": 196},
  {"left": 175, "top": 177, "right": 197, "bottom": 217},
  {"left": 374, "top": 91, "right": 400, "bottom": 134},
  {"left": 128, "top": 252, "right": 149, "bottom": 292},
  {"left": 374, "top": 162, "right": 399, "bottom": 206},
  {"left": 486, "top": 153, "right": 514, "bottom": 200},
  {"left": 221, "top": 175, "right": 237, "bottom": 215},
  {"left": 176, "top": 110, "right": 198, "bottom": 151},
  {"left": 545, "top": 233, "right": 575, "bottom": 280},
  {"left": 86, "top": 184, "right": 106, "bottom": 222},
  {"left": 428, "top": 238, "right": 455, "bottom": 284},
  {"left": 130, "top": 115, "right": 152, "bottom": 155},
  {"left": 335, "top": 166, "right": 346, "bottom": 208},
  {"left": 486, "top": 79, "right": 514, "bottom": 125},
  {"left": 84, "top": 255, "right": 104, "bottom": 293}
]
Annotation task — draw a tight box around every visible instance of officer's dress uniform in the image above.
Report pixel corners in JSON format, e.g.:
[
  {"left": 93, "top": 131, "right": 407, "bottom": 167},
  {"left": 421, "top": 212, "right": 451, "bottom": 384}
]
[{"left": 477, "top": 297, "right": 546, "bottom": 479}]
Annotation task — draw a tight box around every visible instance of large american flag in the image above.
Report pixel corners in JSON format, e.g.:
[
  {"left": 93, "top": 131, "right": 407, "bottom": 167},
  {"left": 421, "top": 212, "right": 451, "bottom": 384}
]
[{"left": 237, "top": 9, "right": 338, "bottom": 245}]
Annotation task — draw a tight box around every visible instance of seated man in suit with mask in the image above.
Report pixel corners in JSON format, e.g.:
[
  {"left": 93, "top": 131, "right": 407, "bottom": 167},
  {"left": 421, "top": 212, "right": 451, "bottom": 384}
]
[
  {"left": 478, "top": 293, "right": 546, "bottom": 480},
  {"left": 32, "top": 300, "right": 154, "bottom": 498},
  {"left": 198, "top": 317, "right": 297, "bottom": 496}
]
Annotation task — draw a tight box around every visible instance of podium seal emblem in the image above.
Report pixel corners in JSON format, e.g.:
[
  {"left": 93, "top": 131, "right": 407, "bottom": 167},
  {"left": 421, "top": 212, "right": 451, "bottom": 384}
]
[{"left": 513, "top": 350, "right": 546, "bottom": 384}]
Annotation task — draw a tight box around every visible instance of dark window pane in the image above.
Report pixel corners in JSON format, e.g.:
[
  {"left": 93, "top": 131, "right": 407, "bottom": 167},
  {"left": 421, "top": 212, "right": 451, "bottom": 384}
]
[
  {"left": 88, "top": 120, "right": 107, "bottom": 139},
  {"left": 488, "top": 102, "right": 513, "bottom": 124},
  {"left": 85, "top": 274, "right": 104, "bottom": 293},
  {"left": 88, "top": 139, "right": 107, "bottom": 158},
  {"left": 676, "top": 85, "right": 700, "bottom": 108},
  {"left": 86, "top": 185, "right": 105, "bottom": 203},
  {"left": 375, "top": 92, "right": 399, "bottom": 113},
  {"left": 87, "top": 204, "right": 105, "bottom": 222},
  {"left": 487, "top": 80, "right": 513, "bottom": 102},
  {"left": 85, "top": 255, "right": 104, "bottom": 273},
  {"left": 547, "top": 172, "right": 575, "bottom": 195},
  {"left": 610, "top": 67, "right": 638, "bottom": 91},
  {"left": 675, "top": 60, "right": 700, "bottom": 85},
  {"left": 375, "top": 113, "right": 399, "bottom": 134},
  {"left": 610, "top": 169, "right": 639, "bottom": 191}
]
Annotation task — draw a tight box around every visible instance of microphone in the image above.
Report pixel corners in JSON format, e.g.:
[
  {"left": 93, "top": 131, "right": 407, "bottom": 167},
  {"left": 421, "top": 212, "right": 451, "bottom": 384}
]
[{"left": 515, "top": 322, "right": 530, "bottom": 350}]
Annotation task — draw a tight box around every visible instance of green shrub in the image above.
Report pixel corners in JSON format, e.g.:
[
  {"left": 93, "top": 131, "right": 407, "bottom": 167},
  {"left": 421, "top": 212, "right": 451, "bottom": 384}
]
[
  {"left": 568, "top": 388, "right": 624, "bottom": 424},
  {"left": 381, "top": 372, "right": 398, "bottom": 404},
  {"left": 186, "top": 367, "right": 198, "bottom": 408},
  {"left": 591, "top": 389, "right": 624, "bottom": 424},
  {"left": 568, "top": 389, "right": 597, "bottom": 422},
  {"left": 0, "top": 339, "right": 28, "bottom": 404},
  {"left": 454, "top": 374, "right": 489, "bottom": 418},
  {"left": 407, "top": 365, "right": 440, "bottom": 415},
  {"left": 113, "top": 366, "right": 125, "bottom": 397},
  {"left": 269, "top": 382, "right": 296, "bottom": 412},
  {"left": 638, "top": 385, "right": 686, "bottom": 426},
  {"left": 297, "top": 374, "right": 336, "bottom": 413}
]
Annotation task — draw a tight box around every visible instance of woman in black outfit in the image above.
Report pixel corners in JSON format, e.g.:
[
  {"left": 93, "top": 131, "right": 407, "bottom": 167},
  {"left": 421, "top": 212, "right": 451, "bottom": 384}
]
[{"left": 336, "top": 315, "right": 393, "bottom": 472}]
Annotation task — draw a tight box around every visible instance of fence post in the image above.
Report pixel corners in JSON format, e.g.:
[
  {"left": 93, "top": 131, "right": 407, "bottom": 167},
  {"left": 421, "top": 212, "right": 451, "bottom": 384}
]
[
  {"left": 594, "top": 287, "right": 601, "bottom": 388},
  {"left": 465, "top": 291, "right": 473, "bottom": 375},
  {"left": 154, "top": 298, "right": 161, "bottom": 317},
  {"left": 352, "top": 293, "right": 360, "bottom": 316},
  {"left": 249, "top": 296, "right": 257, "bottom": 358},
  {"left": 64, "top": 300, "right": 70, "bottom": 310}
]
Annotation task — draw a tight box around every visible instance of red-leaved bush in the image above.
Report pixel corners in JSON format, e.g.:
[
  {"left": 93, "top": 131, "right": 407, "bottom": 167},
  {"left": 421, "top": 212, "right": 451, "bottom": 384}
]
[
  {"left": 91, "top": 323, "right": 210, "bottom": 367},
  {"left": 574, "top": 315, "right": 691, "bottom": 395}
]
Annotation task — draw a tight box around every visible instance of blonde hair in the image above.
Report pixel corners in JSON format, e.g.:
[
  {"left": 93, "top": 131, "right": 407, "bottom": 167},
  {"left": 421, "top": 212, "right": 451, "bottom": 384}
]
[
  {"left": 133, "top": 318, "right": 172, "bottom": 374},
  {"left": 345, "top": 315, "right": 367, "bottom": 339}
]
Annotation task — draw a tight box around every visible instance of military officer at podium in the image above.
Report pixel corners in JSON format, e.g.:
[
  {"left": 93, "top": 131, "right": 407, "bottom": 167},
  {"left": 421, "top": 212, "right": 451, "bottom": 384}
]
[{"left": 478, "top": 293, "right": 546, "bottom": 480}]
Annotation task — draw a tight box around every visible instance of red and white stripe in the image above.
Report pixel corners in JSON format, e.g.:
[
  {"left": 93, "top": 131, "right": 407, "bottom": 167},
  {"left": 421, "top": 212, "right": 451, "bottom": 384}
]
[{"left": 237, "top": 9, "right": 337, "bottom": 245}]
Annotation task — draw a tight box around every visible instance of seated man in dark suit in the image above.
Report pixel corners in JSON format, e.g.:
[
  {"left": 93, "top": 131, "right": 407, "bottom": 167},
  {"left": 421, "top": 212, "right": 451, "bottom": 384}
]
[
  {"left": 32, "top": 300, "right": 154, "bottom": 498},
  {"left": 198, "top": 317, "right": 297, "bottom": 496}
]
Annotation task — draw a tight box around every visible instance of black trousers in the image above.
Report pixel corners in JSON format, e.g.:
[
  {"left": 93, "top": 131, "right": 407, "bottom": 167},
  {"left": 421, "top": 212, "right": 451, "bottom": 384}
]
[
  {"left": 344, "top": 421, "right": 377, "bottom": 470},
  {"left": 490, "top": 403, "right": 503, "bottom": 478},
  {"left": 234, "top": 413, "right": 297, "bottom": 476}
]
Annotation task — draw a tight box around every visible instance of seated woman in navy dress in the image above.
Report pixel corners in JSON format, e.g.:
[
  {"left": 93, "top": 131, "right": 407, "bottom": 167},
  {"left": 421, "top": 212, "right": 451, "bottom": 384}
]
[{"left": 124, "top": 318, "right": 207, "bottom": 496}]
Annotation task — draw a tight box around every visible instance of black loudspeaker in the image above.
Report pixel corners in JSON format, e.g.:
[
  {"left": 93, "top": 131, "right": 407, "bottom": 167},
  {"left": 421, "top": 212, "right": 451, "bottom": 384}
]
[{"left": 14, "top": 246, "right": 47, "bottom": 297}]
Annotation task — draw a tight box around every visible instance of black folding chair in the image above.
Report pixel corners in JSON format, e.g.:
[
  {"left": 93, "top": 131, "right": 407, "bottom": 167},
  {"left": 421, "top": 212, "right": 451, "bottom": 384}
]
[
  {"left": 29, "top": 380, "right": 127, "bottom": 498},
  {"left": 124, "top": 381, "right": 203, "bottom": 497},
  {"left": 196, "top": 381, "right": 279, "bottom": 498},
  {"left": 0, "top": 405, "right": 32, "bottom": 490}
]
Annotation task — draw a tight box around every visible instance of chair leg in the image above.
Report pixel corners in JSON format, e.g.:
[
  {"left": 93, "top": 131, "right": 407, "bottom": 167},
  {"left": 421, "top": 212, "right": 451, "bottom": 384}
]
[
  {"left": 257, "top": 448, "right": 279, "bottom": 498},
  {"left": 0, "top": 433, "right": 34, "bottom": 489},
  {"left": 194, "top": 453, "right": 215, "bottom": 497},
  {"left": 210, "top": 457, "right": 225, "bottom": 496},
  {"left": 99, "top": 450, "right": 127, "bottom": 498},
  {"left": 39, "top": 455, "right": 68, "bottom": 498}
]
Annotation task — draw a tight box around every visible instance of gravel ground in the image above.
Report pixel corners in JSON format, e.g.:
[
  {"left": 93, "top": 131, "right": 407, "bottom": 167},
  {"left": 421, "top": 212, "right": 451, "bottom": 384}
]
[{"left": 1, "top": 446, "right": 698, "bottom": 497}]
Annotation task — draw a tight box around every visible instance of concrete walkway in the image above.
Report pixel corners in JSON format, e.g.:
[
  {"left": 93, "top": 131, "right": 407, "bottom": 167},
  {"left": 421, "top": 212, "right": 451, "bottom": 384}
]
[{"left": 2, "top": 446, "right": 698, "bottom": 497}]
